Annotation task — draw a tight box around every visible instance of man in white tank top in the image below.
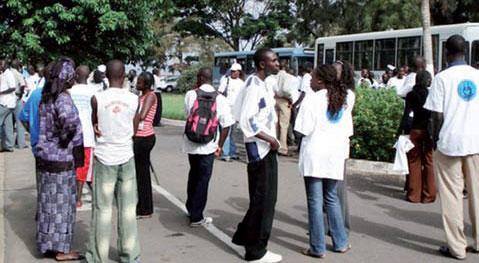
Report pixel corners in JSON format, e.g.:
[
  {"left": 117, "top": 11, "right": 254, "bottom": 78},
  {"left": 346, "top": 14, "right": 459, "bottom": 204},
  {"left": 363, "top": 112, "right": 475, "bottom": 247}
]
[{"left": 85, "top": 60, "right": 141, "bottom": 263}]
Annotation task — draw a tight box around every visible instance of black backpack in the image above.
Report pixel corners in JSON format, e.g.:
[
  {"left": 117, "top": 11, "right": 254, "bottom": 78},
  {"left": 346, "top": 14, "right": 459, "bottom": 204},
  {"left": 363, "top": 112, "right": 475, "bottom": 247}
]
[{"left": 184, "top": 89, "right": 219, "bottom": 144}]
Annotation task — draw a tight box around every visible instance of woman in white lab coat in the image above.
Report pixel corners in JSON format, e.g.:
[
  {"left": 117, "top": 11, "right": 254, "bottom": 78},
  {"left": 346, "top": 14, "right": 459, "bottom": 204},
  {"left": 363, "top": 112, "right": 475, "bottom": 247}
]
[{"left": 295, "top": 64, "right": 354, "bottom": 258}]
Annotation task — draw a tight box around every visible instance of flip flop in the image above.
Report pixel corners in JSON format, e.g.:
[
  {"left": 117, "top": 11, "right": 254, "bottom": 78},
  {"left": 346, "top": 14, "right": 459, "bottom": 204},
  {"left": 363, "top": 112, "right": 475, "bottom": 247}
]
[
  {"left": 438, "top": 246, "right": 465, "bottom": 260},
  {"left": 301, "top": 248, "right": 325, "bottom": 258},
  {"left": 55, "top": 252, "right": 85, "bottom": 262},
  {"left": 336, "top": 244, "right": 352, "bottom": 253}
]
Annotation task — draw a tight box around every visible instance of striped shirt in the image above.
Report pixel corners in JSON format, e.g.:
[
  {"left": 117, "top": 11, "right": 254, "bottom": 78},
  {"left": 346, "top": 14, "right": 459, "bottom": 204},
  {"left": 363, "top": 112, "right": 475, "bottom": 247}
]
[{"left": 135, "top": 93, "right": 157, "bottom": 137}]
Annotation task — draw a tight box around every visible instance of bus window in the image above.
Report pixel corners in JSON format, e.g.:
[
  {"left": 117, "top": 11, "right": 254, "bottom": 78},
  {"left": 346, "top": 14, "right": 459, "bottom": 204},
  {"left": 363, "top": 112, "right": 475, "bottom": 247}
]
[
  {"left": 325, "top": 49, "right": 334, "bottom": 64},
  {"left": 397, "top": 36, "right": 421, "bottom": 68},
  {"left": 336, "top": 42, "right": 353, "bottom": 63},
  {"left": 296, "top": 56, "right": 314, "bottom": 76},
  {"left": 472, "top": 41, "right": 479, "bottom": 68},
  {"left": 245, "top": 55, "right": 255, "bottom": 75},
  {"left": 374, "top": 38, "right": 396, "bottom": 70},
  {"left": 442, "top": 41, "right": 470, "bottom": 70},
  {"left": 354, "top": 40, "right": 374, "bottom": 70},
  {"left": 316, "top": 44, "right": 324, "bottom": 65},
  {"left": 215, "top": 56, "right": 236, "bottom": 75}
]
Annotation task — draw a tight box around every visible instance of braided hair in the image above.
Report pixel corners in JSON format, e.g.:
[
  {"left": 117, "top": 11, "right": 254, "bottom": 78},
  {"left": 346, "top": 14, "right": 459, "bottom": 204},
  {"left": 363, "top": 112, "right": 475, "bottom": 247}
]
[
  {"left": 314, "top": 64, "right": 348, "bottom": 117},
  {"left": 41, "top": 57, "right": 75, "bottom": 104}
]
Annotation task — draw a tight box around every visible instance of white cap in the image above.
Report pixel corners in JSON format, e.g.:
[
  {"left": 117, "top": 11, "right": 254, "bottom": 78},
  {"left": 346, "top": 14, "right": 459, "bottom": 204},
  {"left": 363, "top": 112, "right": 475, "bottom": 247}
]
[
  {"left": 230, "top": 63, "right": 242, "bottom": 71},
  {"left": 97, "top": 64, "right": 106, "bottom": 73},
  {"left": 387, "top": 64, "right": 396, "bottom": 71}
]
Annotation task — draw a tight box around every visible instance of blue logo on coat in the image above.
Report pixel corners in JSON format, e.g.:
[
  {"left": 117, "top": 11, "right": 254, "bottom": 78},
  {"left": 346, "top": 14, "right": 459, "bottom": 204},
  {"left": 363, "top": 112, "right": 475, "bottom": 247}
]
[
  {"left": 457, "top": 80, "right": 477, "bottom": 101},
  {"left": 327, "top": 109, "right": 344, "bottom": 123}
]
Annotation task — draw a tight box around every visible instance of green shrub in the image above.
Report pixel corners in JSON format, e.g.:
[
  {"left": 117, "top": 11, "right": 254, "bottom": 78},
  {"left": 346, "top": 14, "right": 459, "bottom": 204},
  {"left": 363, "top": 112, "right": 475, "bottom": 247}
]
[
  {"left": 350, "top": 87, "right": 404, "bottom": 162},
  {"left": 176, "top": 63, "right": 211, "bottom": 94}
]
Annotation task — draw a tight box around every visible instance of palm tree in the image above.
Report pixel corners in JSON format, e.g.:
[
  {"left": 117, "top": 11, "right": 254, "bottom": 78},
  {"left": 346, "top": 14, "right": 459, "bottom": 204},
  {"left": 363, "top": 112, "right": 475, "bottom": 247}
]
[{"left": 422, "top": 0, "right": 434, "bottom": 75}]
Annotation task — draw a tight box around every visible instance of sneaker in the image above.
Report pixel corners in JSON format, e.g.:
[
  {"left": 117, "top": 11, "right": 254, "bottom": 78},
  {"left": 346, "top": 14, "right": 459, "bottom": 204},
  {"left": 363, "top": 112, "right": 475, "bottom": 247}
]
[
  {"left": 248, "top": 251, "right": 282, "bottom": 263},
  {"left": 190, "top": 217, "right": 213, "bottom": 227}
]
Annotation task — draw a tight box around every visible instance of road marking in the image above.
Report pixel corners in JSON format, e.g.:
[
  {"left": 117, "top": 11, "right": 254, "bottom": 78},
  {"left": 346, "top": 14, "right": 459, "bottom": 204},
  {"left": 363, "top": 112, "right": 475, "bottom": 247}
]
[{"left": 151, "top": 184, "right": 244, "bottom": 257}]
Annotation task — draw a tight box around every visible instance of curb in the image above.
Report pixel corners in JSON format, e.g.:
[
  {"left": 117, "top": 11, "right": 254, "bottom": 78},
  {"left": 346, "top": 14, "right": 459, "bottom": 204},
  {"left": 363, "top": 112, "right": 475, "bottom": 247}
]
[
  {"left": 160, "top": 119, "right": 406, "bottom": 181},
  {"left": 161, "top": 118, "right": 185, "bottom": 127},
  {"left": 0, "top": 153, "right": 5, "bottom": 263}
]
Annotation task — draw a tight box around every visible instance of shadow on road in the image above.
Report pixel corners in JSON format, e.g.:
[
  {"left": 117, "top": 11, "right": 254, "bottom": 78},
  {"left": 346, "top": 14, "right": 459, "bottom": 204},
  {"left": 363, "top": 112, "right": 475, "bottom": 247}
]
[{"left": 4, "top": 190, "right": 89, "bottom": 259}]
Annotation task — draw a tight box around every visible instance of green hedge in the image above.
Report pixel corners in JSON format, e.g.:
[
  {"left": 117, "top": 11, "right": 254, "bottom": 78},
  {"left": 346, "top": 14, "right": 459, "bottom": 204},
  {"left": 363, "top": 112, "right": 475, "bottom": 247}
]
[
  {"left": 350, "top": 87, "right": 404, "bottom": 162},
  {"left": 176, "top": 63, "right": 210, "bottom": 94}
]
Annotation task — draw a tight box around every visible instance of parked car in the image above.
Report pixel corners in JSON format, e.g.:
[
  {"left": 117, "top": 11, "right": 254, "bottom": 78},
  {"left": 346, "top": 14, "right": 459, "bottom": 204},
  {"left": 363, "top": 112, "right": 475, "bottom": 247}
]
[{"left": 156, "top": 75, "right": 179, "bottom": 93}]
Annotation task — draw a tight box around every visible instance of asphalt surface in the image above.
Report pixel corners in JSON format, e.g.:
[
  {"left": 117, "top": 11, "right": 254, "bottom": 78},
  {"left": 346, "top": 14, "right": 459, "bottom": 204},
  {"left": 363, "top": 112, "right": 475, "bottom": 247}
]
[{"left": 1, "top": 125, "right": 478, "bottom": 263}]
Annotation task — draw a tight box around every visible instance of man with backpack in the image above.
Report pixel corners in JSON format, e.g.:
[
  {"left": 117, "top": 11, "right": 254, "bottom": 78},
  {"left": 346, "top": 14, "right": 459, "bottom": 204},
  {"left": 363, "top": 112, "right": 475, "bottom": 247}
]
[{"left": 183, "top": 67, "right": 234, "bottom": 227}]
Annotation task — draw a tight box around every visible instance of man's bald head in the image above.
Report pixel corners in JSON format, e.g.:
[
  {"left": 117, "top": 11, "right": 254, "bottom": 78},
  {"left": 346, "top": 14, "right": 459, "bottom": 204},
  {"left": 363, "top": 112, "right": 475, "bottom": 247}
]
[
  {"left": 75, "top": 65, "right": 90, "bottom": 84},
  {"left": 413, "top": 56, "right": 426, "bottom": 72},
  {"left": 0, "top": 60, "right": 7, "bottom": 72},
  {"left": 197, "top": 67, "right": 212, "bottom": 85},
  {"left": 106, "top": 59, "right": 125, "bottom": 82},
  {"left": 11, "top": 59, "right": 21, "bottom": 70}
]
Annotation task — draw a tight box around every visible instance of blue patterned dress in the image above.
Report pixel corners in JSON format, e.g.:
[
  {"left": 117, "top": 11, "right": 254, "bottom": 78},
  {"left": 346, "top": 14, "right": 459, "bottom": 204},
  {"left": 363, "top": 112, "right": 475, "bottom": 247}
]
[{"left": 35, "top": 92, "right": 83, "bottom": 254}]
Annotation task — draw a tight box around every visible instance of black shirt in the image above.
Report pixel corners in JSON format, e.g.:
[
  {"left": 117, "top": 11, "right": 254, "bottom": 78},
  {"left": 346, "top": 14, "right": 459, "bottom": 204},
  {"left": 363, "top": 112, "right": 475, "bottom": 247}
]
[{"left": 405, "top": 87, "right": 431, "bottom": 130}]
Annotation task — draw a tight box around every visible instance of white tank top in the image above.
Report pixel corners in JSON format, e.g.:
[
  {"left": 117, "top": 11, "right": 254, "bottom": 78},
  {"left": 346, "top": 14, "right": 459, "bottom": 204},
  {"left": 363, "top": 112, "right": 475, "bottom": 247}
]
[{"left": 94, "top": 87, "right": 138, "bottom": 165}]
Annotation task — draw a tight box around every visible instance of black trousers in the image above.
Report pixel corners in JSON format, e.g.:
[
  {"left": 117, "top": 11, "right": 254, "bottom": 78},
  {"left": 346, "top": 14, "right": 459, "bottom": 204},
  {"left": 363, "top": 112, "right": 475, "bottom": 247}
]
[
  {"left": 186, "top": 153, "right": 215, "bottom": 222},
  {"left": 133, "top": 135, "right": 156, "bottom": 216},
  {"left": 232, "top": 151, "right": 278, "bottom": 261}
]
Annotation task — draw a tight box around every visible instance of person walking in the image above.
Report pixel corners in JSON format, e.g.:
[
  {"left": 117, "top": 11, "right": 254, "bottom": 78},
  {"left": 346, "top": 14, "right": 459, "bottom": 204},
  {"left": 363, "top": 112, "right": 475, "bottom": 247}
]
[
  {"left": 231, "top": 48, "right": 282, "bottom": 263},
  {"left": 134, "top": 72, "right": 157, "bottom": 219},
  {"left": 35, "top": 57, "right": 84, "bottom": 261},
  {"left": 70, "top": 65, "right": 98, "bottom": 208},
  {"left": 273, "top": 60, "right": 298, "bottom": 156},
  {"left": 184, "top": 67, "right": 234, "bottom": 226},
  {"left": 295, "top": 64, "right": 353, "bottom": 258},
  {"left": 85, "top": 60, "right": 141, "bottom": 263},
  {"left": 403, "top": 71, "right": 436, "bottom": 203},
  {"left": 218, "top": 63, "right": 244, "bottom": 161},
  {"left": 10, "top": 59, "right": 27, "bottom": 148},
  {"left": 0, "top": 60, "right": 17, "bottom": 152},
  {"left": 425, "top": 35, "right": 479, "bottom": 260},
  {"left": 19, "top": 61, "right": 53, "bottom": 217}
]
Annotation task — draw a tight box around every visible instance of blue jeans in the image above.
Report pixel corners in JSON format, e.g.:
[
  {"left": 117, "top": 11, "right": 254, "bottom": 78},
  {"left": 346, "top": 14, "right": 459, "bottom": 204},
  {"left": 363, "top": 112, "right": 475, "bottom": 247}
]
[
  {"left": 14, "top": 100, "right": 26, "bottom": 148},
  {"left": 221, "top": 126, "right": 237, "bottom": 159},
  {"left": 304, "top": 177, "right": 348, "bottom": 255}
]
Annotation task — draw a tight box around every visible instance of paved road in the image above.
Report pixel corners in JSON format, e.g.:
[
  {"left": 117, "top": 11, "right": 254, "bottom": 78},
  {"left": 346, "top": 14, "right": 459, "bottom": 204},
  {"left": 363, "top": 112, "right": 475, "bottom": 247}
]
[{"left": 1, "top": 125, "right": 478, "bottom": 263}]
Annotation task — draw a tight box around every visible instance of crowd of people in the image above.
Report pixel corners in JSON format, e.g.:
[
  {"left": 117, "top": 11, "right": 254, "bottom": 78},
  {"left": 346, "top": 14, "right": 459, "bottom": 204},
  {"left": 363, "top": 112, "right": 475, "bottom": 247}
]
[{"left": 0, "top": 33, "right": 477, "bottom": 263}]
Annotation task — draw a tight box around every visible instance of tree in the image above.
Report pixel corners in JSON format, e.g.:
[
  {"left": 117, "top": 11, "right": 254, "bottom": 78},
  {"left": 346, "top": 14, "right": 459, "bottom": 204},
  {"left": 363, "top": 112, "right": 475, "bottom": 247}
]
[
  {"left": 422, "top": 0, "right": 434, "bottom": 74},
  {"left": 293, "top": 0, "right": 422, "bottom": 46},
  {"left": 173, "top": 0, "right": 294, "bottom": 51},
  {"left": 0, "top": 0, "right": 174, "bottom": 66},
  {"left": 430, "top": 0, "right": 479, "bottom": 25}
]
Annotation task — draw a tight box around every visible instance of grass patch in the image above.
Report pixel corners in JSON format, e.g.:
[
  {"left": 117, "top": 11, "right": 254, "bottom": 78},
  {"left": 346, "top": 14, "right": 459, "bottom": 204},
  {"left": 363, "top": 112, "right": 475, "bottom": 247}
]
[{"left": 162, "top": 93, "right": 186, "bottom": 120}]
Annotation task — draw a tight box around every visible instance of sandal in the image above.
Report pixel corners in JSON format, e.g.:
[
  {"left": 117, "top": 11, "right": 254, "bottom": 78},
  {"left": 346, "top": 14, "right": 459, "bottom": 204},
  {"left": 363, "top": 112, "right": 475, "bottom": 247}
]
[
  {"left": 438, "top": 246, "right": 465, "bottom": 260},
  {"left": 301, "top": 248, "right": 325, "bottom": 258},
  {"left": 136, "top": 214, "right": 153, "bottom": 220},
  {"left": 336, "top": 244, "right": 352, "bottom": 253},
  {"left": 54, "top": 251, "right": 85, "bottom": 261}
]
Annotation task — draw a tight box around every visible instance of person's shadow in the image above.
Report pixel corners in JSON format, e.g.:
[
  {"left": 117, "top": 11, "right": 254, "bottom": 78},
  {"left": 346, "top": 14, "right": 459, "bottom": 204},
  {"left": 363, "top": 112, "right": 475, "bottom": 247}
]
[{"left": 4, "top": 189, "right": 89, "bottom": 259}]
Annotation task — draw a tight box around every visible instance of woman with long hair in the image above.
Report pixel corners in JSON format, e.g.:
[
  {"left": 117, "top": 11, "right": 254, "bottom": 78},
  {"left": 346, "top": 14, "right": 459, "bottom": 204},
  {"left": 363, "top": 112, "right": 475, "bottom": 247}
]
[
  {"left": 134, "top": 72, "right": 158, "bottom": 218},
  {"left": 35, "top": 57, "right": 84, "bottom": 261},
  {"left": 295, "top": 64, "right": 354, "bottom": 258}
]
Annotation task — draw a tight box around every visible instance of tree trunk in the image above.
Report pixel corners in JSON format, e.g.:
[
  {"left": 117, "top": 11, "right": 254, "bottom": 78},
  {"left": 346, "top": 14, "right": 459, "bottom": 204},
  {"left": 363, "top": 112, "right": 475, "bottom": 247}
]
[{"left": 421, "top": 0, "right": 434, "bottom": 76}]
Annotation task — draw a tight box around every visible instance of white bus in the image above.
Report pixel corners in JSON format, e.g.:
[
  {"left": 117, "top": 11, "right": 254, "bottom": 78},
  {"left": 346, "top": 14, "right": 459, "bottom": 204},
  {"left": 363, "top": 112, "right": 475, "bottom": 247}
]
[{"left": 314, "top": 23, "right": 479, "bottom": 74}]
